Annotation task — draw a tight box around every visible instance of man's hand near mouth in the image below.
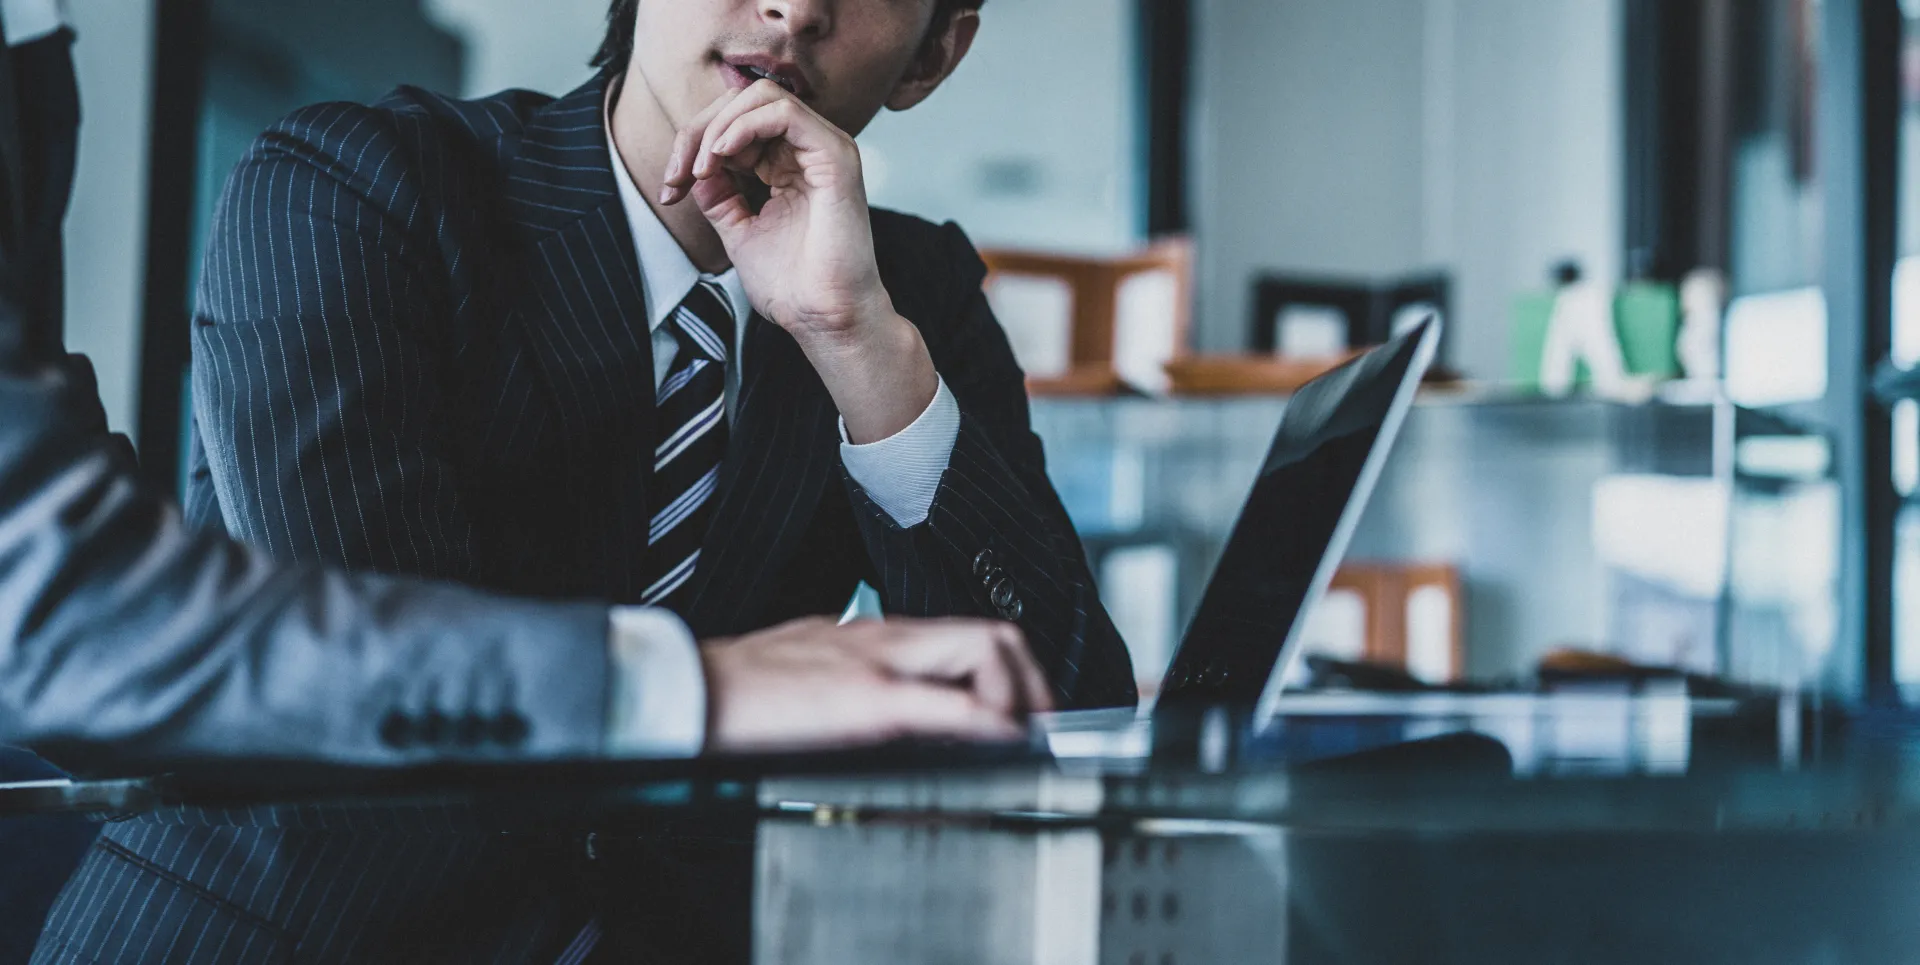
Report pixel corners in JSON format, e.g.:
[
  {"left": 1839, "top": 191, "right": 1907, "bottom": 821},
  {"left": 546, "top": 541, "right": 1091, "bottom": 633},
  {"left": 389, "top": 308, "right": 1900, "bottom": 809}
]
[{"left": 659, "top": 77, "right": 939, "bottom": 448}]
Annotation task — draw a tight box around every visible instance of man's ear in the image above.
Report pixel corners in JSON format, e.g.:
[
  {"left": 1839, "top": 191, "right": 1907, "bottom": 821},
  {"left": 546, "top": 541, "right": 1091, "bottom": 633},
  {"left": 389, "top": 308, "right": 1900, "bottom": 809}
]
[{"left": 885, "top": 9, "right": 980, "bottom": 112}]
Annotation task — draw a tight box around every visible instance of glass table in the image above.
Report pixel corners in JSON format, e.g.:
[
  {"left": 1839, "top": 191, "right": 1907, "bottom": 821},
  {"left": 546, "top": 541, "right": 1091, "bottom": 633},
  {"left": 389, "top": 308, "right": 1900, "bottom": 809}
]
[{"left": 8, "top": 691, "right": 1920, "bottom": 963}]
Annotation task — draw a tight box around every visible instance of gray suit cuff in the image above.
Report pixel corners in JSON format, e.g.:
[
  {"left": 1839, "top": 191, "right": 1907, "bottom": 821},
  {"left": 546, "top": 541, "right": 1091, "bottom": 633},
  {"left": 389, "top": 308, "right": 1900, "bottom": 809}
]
[
  {"left": 1, "top": 0, "right": 64, "bottom": 46},
  {"left": 604, "top": 607, "right": 707, "bottom": 757}
]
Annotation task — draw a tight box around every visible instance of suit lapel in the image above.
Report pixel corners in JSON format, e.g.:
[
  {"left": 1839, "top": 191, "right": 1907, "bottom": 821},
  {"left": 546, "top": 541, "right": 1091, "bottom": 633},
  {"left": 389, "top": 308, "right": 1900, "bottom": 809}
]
[
  {"left": 503, "top": 75, "right": 659, "bottom": 600},
  {"left": 680, "top": 313, "right": 838, "bottom": 635}
]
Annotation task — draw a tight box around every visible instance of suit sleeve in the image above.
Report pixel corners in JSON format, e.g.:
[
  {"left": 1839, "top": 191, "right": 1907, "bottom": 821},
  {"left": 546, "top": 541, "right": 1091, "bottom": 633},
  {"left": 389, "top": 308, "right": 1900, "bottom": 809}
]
[
  {"left": 0, "top": 355, "right": 612, "bottom": 767},
  {"left": 841, "top": 224, "right": 1138, "bottom": 710},
  {"left": 189, "top": 103, "right": 474, "bottom": 580}
]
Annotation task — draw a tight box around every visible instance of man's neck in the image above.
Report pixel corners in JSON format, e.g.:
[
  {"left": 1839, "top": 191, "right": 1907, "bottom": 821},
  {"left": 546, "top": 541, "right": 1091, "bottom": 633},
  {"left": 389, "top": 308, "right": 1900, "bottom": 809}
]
[{"left": 607, "top": 70, "right": 732, "bottom": 274}]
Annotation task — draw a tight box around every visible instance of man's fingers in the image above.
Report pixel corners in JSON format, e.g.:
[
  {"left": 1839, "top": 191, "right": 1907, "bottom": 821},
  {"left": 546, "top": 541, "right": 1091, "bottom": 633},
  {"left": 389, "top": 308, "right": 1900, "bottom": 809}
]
[
  {"left": 994, "top": 626, "right": 1055, "bottom": 715},
  {"left": 941, "top": 631, "right": 1018, "bottom": 716},
  {"left": 692, "top": 168, "right": 753, "bottom": 234},
  {"left": 694, "top": 80, "right": 794, "bottom": 180},
  {"left": 704, "top": 618, "right": 1051, "bottom": 754},
  {"left": 661, "top": 93, "right": 736, "bottom": 205},
  {"left": 768, "top": 615, "right": 840, "bottom": 637},
  {"left": 704, "top": 103, "right": 799, "bottom": 183},
  {"left": 708, "top": 141, "right": 773, "bottom": 190},
  {"left": 876, "top": 682, "right": 1024, "bottom": 743},
  {"left": 868, "top": 620, "right": 1028, "bottom": 716},
  {"left": 709, "top": 100, "right": 850, "bottom": 178}
]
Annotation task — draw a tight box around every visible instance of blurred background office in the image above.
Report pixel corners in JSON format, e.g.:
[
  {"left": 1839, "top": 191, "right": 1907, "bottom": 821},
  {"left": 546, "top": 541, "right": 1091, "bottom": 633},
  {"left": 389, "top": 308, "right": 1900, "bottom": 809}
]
[{"left": 54, "top": 0, "right": 1920, "bottom": 707}]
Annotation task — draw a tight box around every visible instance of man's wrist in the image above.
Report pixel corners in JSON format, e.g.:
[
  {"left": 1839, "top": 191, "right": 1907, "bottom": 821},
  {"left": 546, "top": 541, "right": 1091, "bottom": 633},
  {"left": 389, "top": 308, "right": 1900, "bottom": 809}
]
[{"left": 799, "top": 308, "right": 939, "bottom": 444}]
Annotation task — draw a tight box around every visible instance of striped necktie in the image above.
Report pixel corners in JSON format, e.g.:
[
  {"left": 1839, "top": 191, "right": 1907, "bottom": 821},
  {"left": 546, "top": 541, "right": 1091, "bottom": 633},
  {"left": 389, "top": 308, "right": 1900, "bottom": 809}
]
[
  {"left": 557, "top": 284, "right": 735, "bottom": 965},
  {"left": 639, "top": 279, "right": 734, "bottom": 614}
]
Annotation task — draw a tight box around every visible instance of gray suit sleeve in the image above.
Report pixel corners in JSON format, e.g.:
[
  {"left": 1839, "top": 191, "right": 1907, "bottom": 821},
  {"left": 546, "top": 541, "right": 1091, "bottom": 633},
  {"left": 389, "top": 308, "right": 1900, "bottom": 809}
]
[{"left": 0, "top": 355, "right": 612, "bottom": 767}]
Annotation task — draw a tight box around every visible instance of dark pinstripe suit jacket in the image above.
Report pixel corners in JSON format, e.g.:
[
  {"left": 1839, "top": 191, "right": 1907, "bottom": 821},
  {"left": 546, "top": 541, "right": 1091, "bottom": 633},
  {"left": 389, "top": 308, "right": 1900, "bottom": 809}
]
[{"left": 35, "top": 73, "right": 1134, "bottom": 963}]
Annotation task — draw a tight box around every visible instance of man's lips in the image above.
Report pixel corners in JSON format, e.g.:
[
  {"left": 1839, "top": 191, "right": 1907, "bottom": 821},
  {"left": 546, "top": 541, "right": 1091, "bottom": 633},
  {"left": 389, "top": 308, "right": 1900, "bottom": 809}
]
[{"left": 719, "top": 55, "right": 811, "bottom": 98}]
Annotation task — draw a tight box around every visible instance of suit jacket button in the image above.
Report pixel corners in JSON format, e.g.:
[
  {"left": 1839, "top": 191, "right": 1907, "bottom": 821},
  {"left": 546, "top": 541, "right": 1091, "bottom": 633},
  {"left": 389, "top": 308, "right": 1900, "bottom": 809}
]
[
  {"left": 492, "top": 711, "right": 531, "bottom": 747},
  {"left": 378, "top": 711, "right": 413, "bottom": 749},
  {"left": 990, "top": 579, "right": 1016, "bottom": 609},
  {"left": 418, "top": 711, "right": 450, "bottom": 745},
  {"left": 455, "top": 714, "right": 489, "bottom": 747},
  {"left": 973, "top": 550, "right": 997, "bottom": 579},
  {"left": 999, "top": 599, "right": 1024, "bottom": 622},
  {"left": 981, "top": 566, "right": 1004, "bottom": 590}
]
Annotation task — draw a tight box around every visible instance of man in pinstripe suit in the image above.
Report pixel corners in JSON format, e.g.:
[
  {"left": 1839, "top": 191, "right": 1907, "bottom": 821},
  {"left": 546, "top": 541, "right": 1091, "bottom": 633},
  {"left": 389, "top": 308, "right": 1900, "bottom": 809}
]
[
  {"left": 36, "top": 0, "right": 1138, "bottom": 961},
  {"left": 3, "top": 2, "right": 1096, "bottom": 963}
]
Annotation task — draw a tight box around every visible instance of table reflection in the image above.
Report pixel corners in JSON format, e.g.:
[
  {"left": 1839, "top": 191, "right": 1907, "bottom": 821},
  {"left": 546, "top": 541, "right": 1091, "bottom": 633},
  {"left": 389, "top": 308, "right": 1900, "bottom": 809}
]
[{"left": 756, "top": 814, "right": 1920, "bottom": 965}]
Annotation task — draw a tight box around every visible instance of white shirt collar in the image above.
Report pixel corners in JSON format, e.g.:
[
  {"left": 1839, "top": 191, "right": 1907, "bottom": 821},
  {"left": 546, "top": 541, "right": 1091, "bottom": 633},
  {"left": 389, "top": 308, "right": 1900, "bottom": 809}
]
[
  {"left": 605, "top": 125, "right": 751, "bottom": 334},
  {"left": 2, "top": 0, "right": 65, "bottom": 46}
]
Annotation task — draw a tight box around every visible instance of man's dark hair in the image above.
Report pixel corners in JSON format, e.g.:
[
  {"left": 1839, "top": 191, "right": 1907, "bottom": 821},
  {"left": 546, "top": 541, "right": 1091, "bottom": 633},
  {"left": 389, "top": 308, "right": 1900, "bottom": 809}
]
[{"left": 591, "top": 0, "right": 986, "bottom": 72}]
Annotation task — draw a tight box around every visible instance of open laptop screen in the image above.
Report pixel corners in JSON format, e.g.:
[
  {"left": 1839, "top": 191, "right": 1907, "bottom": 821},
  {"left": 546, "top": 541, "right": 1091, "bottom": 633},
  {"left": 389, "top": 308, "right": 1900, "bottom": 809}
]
[{"left": 1157, "top": 320, "right": 1437, "bottom": 707}]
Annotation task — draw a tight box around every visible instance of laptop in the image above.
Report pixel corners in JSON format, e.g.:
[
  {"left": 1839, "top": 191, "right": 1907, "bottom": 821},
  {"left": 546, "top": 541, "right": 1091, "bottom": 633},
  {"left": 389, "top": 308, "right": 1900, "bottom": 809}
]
[{"left": 1040, "top": 315, "right": 1442, "bottom": 760}]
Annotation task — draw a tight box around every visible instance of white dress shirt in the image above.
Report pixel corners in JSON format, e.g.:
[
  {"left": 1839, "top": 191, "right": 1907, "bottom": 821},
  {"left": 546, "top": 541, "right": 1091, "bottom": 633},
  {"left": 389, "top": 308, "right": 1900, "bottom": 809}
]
[
  {"left": 0, "top": 0, "right": 64, "bottom": 45},
  {"left": 600, "top": 124, "right": 961, "bottom": 756}
]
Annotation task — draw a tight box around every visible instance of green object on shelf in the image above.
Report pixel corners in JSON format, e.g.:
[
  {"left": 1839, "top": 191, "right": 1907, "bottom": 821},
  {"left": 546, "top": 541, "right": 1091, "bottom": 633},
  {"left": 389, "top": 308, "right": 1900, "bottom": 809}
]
[
  {"left": 1508, "top": 283, "right": 1681, "bottom": 391},
  {"left": 1615, "top": 283, "right": 1681, "bottom": 379},
  {"left": 1510, "top": 293, "right": 1557, "bottom": 391}
]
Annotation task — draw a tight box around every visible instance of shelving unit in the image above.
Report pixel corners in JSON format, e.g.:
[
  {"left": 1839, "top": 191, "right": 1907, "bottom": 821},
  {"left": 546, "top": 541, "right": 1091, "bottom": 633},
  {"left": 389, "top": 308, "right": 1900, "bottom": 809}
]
[{"left": 1029, "top": 388, "right": 1836, "bottom": 693}]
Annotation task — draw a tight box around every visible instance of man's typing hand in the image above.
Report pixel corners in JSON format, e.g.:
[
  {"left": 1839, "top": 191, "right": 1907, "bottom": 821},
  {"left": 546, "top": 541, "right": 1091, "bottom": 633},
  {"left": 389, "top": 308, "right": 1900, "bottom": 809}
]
[
  {"left": 699, "top": 616, "right": 1054, "bottom": 753},
  {"left": 660, "top": 80, "right": 938, "bottom": 445}
]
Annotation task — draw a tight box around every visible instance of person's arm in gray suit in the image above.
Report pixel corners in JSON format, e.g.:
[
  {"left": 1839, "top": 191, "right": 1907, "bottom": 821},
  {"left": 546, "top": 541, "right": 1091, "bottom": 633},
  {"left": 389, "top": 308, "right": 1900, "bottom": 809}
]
[
  {"left": 0, "top": 352, "right": 1050, "bottom": 764},
  {"left": 0, "top": 351, "right": 613, "bottom": 764}
]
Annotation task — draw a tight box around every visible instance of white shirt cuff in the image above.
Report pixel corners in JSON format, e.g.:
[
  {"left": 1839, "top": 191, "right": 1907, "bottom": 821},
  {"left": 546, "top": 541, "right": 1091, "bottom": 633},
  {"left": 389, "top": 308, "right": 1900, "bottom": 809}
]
[
  {"left": 838, "top": 377, "right": 960, "bottom": 528},
  {"left": 604, "top": 606, "right": 707, "bottom": 758},
  {"left": 1, "top": 0, "right": 64, "bottom": 46}
]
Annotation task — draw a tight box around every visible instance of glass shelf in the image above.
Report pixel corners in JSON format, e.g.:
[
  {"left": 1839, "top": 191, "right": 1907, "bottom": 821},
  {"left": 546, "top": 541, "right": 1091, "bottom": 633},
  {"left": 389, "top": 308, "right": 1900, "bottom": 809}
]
[{"left": 1029, "top": 389, "right": 1838, "bottom": 695}]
